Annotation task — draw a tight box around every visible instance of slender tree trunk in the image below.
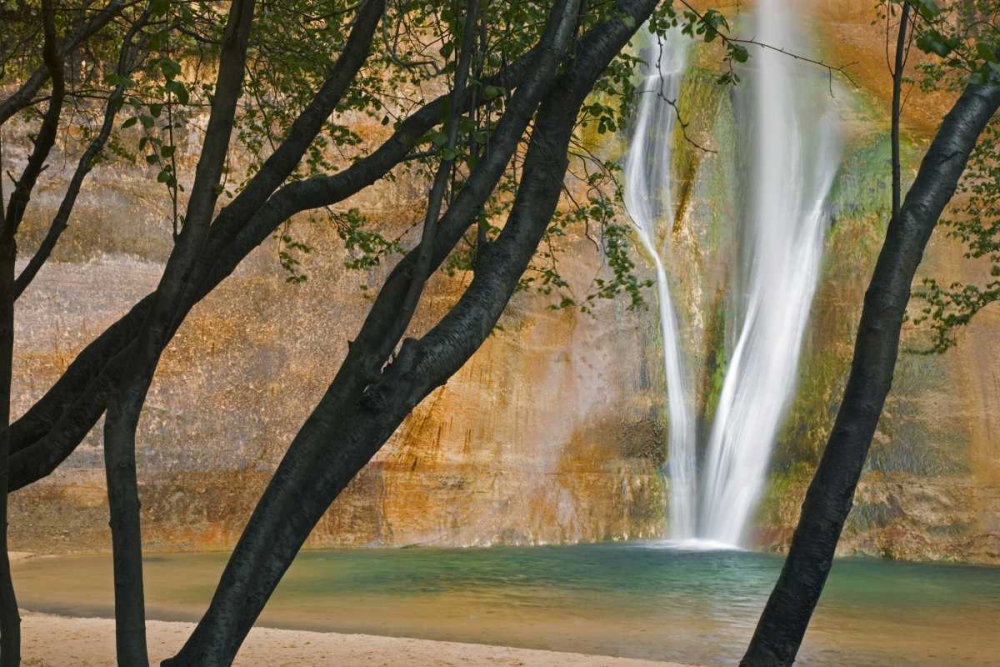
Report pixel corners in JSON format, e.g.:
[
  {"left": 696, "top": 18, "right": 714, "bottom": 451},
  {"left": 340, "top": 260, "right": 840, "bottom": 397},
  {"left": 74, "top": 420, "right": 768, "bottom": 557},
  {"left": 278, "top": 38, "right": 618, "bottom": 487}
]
[
  {"left": 891, "top": 2, "right": 910, "bottom": 220},
  {"left": 0, "top": 235, "right": 20, "bottom": 667},
  {"left": 0, "top": 0, "right": 65, "bottom": 657},
  {"left": 101, "top": 2, "right": 256, "bottom": 662},
  {"left": 103, "top": 395, "right": 149, "bottom": 666},
  {"left": 740, "top": 81, "right": 1000, "bottom": 667}
]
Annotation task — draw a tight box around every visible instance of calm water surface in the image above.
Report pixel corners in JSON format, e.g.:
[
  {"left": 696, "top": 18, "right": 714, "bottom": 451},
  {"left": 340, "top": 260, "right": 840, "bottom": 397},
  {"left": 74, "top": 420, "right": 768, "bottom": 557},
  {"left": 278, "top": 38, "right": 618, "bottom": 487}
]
[{"left": 14, "top": 543, "right": 1000, "bottom": 666}]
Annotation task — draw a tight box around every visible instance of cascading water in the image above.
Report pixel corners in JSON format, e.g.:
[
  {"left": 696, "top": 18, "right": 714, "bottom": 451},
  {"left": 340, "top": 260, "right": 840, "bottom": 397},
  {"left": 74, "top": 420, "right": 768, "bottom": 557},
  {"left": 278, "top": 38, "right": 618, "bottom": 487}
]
[
  {"left": 623, "top": 28, "right": 697, "bottom": 540},
  {"left": 625, "top": 4, "right": 840, "bottom": 547},
  {"left": 699, "top": 1, "right": 840, "bottom": 545}
]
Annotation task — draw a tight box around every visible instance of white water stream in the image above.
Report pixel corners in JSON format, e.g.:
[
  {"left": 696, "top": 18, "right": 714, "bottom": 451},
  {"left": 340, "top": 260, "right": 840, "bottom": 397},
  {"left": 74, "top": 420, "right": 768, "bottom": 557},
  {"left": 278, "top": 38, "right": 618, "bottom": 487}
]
[
  {"left": 625, "top": 4, "right": 840, "bottom": 546},
  {"left": 699, "top": 0, "right": 840, "bottom": 545},
  {"left": 623, "top": 28, "right": 696, "bottom": 540}
]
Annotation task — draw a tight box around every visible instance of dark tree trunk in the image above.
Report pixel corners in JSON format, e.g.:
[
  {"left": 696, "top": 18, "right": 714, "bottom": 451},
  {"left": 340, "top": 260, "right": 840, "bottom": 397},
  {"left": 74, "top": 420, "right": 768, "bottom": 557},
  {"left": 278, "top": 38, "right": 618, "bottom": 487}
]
[
  {"left": 0, "top": 0, "right": 66, "bottom": 659},
  {"left": 740, "top": 81, "right": 1000, "bottom": 667},
  {"left": 103, "top": 395, "right": 149, "bottom": 666},
  {"left": 163, "top": 2, "right": 657, "bottom": 664},
  {"left": 100, "top": 2, "right": 256, "bottom": 663},
  {"left": 0, "top": 236, "right": 21, "bottom": 667}
]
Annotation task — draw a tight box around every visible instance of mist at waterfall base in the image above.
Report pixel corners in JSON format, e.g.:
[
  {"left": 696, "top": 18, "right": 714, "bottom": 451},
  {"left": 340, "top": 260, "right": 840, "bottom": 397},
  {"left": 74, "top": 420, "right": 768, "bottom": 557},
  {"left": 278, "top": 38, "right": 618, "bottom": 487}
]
[
  {"left": 14, "top": 545, "right": 1000, "bottom": 667},
  {"left": 624, "top": 5, "right": 839, "bottom": 546}
]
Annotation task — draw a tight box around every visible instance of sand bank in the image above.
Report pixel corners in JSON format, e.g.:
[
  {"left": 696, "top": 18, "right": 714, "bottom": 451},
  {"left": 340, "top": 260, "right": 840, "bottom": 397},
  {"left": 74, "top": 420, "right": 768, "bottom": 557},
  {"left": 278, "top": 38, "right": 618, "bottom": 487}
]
[{"left": 20, "top": 611, "right": 690, "bottom": 666}]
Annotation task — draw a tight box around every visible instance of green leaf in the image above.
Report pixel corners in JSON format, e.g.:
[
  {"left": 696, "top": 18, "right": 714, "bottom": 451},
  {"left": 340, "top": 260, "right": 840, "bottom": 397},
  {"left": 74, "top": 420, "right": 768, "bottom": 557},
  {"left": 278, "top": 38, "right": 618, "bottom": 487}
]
[
  {"left": 910, "top": 0, "right": 941, "bottom": 20},
  {"left": 148, "top": 29, "right": 167, "bottom": 51},
  {"left": 430, "top": 130, "right": 448, "bottom": 147},
  {"left": 916, "top": 32, "right": 953, "bottom": 57},
  {"left": 159, "top": 58, "right": 182, "bottom": 82},
  {"left": 483, "top": 85, "right": 504, "bottom": 100},
  {"left": 166, "top": 80, "right": 189, "bottom": 105},
  {"left": 976, "top": 42, "right": 999, "bottom": 64}
]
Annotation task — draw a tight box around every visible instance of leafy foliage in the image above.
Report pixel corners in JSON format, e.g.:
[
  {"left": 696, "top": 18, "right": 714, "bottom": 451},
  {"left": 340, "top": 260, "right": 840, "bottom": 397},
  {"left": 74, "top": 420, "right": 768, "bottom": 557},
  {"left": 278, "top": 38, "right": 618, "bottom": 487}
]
[
  {"left": 897, "top": 0, "right": 1000, "bottom": 351},
  {"left": 0, "top": 0, "right": 748, "bottom": 316}
]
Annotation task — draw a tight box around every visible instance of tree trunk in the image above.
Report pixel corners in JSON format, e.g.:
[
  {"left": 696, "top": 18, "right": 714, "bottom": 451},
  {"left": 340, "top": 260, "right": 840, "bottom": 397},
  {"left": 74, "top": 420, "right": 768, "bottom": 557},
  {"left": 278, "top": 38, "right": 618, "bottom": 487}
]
[
  {"left": 740, "top": 81, "right": 1000, "bottom": 667},
  {"left": 0, "top": 0, "right": 66, "bottom": 657},
  {"left": 0, "top": 235, "right": 21, "bottom": 667},
  {"left": 103, "top": 394, "right": 149, "bottom": 666},
  {"left": 100, "top": 2, "right": 256, "bottom": 663}
]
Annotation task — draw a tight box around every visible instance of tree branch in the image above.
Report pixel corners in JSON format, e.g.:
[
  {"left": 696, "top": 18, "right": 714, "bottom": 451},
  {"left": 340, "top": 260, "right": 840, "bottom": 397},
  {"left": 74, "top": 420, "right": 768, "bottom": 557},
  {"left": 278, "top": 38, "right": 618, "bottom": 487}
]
[
  {"left": 0, "top": 0, "right": 128, "bottom": 127},
  {"left": 2, "top": 0, "right": 66, "bottom": 240},
  {"left": 5, "top": 46, "right": 542, "bottom": 493},
  {"left": 14, "top": 2, "right": 154, "bottom": 299},
  {"left": 891, "top": 1, "right": 911, "bottom": 220}
]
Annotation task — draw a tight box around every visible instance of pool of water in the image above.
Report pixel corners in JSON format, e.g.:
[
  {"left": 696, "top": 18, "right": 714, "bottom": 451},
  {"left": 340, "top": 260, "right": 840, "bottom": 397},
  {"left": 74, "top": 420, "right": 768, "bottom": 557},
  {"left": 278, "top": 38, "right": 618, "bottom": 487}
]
[{"left": 13, "top": 542, "right": 1000, "bottom": 666}]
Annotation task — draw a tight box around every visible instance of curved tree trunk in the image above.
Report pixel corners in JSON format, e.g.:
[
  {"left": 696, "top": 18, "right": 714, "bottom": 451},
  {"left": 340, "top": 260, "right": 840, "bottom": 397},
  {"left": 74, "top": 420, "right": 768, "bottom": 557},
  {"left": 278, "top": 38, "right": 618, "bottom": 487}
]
[
  {"left": 890, "top": 2, "right": 910, "bottom": 221},
  {"left": 103, "top": 394, "right": 149, "bottom": 666},
  {"left": 741, "top": 80, "right": 1000, "bottom": 667}
]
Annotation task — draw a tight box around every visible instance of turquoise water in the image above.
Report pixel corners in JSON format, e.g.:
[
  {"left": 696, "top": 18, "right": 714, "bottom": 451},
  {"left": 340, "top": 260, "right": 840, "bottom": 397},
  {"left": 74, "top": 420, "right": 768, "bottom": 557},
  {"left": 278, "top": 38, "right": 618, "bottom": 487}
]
[{"left": 14, "top": 543, "right": 1000, "bottom": 666}]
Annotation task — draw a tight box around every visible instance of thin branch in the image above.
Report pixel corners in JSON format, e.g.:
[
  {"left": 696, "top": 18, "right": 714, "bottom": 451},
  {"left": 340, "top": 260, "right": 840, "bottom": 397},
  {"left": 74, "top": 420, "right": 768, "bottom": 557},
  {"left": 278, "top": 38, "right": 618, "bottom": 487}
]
[
  {"left": 2, "top": 0, "right": 66, "bottom": 240},
  {"left": 731, "top": 35, "right": 858, "bottom": 93},
  {"left": 395, "top": 0, "right": 480, "bottom": 353},
  {"left": 14, "top": 2, "right": 154, "bottom": 299},
  {"left": 0, "top": 0, "right": 129, "bottom": 126},
  {"left": 891, "top": 1, "right": 911, "bottom": 220},
  {"left": 677, "top": 0, "right": 857, "bottom": 94}
]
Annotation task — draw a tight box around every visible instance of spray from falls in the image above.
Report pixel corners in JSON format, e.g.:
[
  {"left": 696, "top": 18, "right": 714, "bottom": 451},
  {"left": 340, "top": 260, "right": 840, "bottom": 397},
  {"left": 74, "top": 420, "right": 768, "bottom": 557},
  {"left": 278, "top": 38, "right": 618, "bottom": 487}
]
[
  {"left": 625, "top": 5, "right": 840, "bottom": 547},
  {"left": 623, "top": 28, "right": 697, "bottom": 540}
]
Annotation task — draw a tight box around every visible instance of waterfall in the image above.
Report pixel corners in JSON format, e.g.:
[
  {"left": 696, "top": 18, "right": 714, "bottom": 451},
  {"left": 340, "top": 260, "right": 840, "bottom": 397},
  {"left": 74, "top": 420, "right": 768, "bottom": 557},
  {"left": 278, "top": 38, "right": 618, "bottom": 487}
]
[
  {"left": 699, "top": 1, "right": 840, "bottom": 545},
  {"left": 624, "top": 4, "right": 840, "bottom": 548},
  {"left": 623, "top": 28, "right": 697, "bottom": 540}
]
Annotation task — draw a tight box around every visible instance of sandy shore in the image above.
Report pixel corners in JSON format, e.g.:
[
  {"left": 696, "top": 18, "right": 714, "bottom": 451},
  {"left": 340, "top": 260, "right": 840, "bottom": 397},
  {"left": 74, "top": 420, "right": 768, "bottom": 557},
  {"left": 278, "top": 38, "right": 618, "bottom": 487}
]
[{"left": 19, "top": 611, "right": 689, "bottom": 667}]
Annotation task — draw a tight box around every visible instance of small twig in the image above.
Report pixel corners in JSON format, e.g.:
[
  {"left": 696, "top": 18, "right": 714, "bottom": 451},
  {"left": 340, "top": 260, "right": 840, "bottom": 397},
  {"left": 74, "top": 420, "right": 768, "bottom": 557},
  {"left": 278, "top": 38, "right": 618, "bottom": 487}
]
[
  {"left": 677, "top": 0, "right": 857, "bottom": 95},
  {"left": 731, "top": 36, "right": 858, "bottom": 94}
]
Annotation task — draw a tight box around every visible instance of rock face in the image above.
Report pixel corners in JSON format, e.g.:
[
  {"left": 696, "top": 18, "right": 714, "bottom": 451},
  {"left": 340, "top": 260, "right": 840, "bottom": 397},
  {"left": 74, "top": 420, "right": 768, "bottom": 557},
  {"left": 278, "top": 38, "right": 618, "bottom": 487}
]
[
  {"left": 7, "top": 4, "right": 1000, "bottom": 564},
  {"left": 6, "top": 107, "right": 669, "bottom": 553}
]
